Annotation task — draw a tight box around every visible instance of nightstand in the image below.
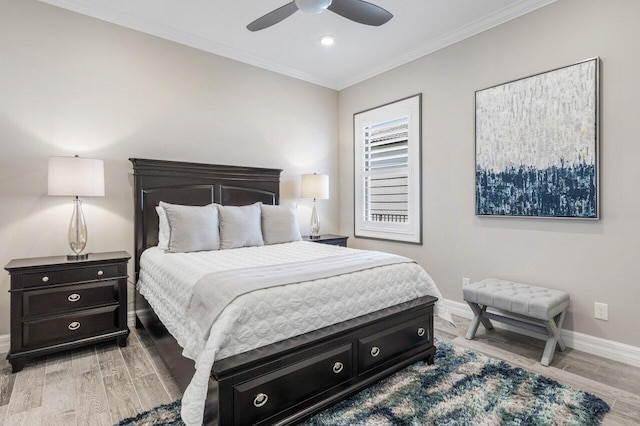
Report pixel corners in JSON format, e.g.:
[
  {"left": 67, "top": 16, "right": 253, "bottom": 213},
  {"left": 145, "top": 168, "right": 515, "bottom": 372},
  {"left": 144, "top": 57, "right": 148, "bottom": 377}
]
[
  {"left": 5, "top": 251, "right": 130, "bottom": 373},
  {"left": 303, "top": 234, "right": 349, "bottom": 247}
]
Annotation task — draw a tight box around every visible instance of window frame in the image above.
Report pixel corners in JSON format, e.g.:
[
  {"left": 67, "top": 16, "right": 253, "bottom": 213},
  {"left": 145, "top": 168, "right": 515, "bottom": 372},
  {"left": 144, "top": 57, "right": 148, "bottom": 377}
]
[{"left": 353, "top": 94, "right": 422, "bottom": 244}]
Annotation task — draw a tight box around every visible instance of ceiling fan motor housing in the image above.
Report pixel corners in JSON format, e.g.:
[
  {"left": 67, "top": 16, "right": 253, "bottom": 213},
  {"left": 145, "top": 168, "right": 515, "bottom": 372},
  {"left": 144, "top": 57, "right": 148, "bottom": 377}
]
[
  {"left": 247, "top": 0, "right": 392, "bottom": 32},
  {"left": 295, "top": 0, "right": 333, "bottom": 14}
]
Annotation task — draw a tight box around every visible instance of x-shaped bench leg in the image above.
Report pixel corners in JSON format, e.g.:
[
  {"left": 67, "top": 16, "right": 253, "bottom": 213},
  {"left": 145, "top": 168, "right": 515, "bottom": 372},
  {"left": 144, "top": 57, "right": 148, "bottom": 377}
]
[
  {"left": 465, "top": 302, "right": 494, "bottom": 340},
  {"left": 541, "top": 310, "right": 567, "bottom": 366}
]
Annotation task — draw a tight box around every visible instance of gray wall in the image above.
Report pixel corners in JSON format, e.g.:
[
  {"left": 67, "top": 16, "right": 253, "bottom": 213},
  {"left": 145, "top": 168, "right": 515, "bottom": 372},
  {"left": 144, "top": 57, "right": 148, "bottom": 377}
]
[
  {"left": 338, "top": 0, "right": 640, "bottom": 346},
  {"left": 0, "top": 0, "right": 339, "bottom": 335}
]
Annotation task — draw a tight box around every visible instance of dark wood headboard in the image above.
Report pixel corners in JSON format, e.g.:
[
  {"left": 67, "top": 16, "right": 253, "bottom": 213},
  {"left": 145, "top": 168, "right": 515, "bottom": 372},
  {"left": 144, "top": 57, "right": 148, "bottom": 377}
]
[{"left": 129, "top": 158, "right": 282, "bottom": 280}]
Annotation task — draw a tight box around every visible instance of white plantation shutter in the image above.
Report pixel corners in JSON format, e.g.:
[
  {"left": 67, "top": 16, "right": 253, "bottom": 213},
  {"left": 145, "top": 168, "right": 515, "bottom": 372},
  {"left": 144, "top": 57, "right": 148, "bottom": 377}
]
[
  {"left": 364, "top": 118, "right": 409, "bottom": 223},
  {"left": 354, "top": 95, "right": 422, "bottom": 243}
]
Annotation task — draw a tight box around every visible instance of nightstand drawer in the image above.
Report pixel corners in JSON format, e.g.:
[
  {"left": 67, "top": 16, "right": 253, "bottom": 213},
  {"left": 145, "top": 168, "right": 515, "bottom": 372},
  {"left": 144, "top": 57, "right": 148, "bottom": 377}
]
[
  {"left": 23, "top": 264, "right": 120, "bottom": 288},
  {"left": 23, "top": 281, "right": 118, "bottom": 319},
  {"left": 318, "top": 239, "right": 347, "bottom": 247},
  {"left": 23, "top": 305, "right": 120, "bottom": 348},
  {"left": 303, "top": 234, "right": 349, "bottom": 247}
]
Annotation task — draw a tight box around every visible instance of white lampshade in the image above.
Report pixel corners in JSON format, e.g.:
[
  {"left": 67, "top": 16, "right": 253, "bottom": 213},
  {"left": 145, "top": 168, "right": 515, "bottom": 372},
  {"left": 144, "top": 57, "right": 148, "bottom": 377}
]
[
  {"left": 301, "top": 173, "right": 329, "bottom": 199},
  {"left": 48, "top": 156, "right": 105, "bottom": 197}
]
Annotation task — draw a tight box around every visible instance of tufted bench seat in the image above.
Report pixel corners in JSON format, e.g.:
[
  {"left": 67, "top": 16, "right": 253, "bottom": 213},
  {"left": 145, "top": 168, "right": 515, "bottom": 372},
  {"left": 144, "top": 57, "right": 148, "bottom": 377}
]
[{"left": 463, "top": 278, "right": 570, "bottom": 366}]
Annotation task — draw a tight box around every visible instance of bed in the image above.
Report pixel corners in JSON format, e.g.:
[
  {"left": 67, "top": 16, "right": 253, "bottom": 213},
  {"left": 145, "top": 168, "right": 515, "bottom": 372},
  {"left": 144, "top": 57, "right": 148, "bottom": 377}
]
[{"left": 130, "top": 158, "right": 450, "bottom": 426}]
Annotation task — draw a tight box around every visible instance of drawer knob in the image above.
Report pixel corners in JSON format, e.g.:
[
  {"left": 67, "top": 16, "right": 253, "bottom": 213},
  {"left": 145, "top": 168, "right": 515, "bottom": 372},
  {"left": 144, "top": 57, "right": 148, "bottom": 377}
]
[
  {"left": 68, "top": 293, "right": 81, "bottom": 302},
  {"left": 253, "top": 393, "right": 268, "bottom": 408},
  {"left": 97, "top": 270, "right": 104, "bottom": 276},
  {"left": 417, "top": 327, "right": 426, "bottom": 337},
  {"left": 332, "top": 362, "right": 344, "bottom": 374},
  {"left": 42, "top": 276, "right": 49, "bottom": 283},
  {"left": 370, "top": 346, "right": 380, "bottom": 358},
  {"left": 68, "top": 321, "right": 81, "bottom": 331}
]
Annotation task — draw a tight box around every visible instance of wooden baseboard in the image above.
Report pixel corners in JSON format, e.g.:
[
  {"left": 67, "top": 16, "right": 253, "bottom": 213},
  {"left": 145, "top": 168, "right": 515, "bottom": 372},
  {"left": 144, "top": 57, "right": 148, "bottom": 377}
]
[{"left": 444, "top": 299, "right": 640, "bottom": 368}]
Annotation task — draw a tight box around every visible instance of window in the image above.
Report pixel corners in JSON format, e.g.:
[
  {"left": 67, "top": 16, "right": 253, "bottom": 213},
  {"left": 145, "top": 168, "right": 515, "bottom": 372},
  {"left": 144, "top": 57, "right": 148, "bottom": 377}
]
[{"left": 354, "top": 94, "right": 422, "bottom": 244}]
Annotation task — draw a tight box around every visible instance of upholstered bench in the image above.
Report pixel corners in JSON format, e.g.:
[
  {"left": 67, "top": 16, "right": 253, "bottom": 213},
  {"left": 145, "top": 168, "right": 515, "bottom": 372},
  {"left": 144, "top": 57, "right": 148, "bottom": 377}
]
[{"left": 463, "top": 278, "right": 570, "bottom": 366}]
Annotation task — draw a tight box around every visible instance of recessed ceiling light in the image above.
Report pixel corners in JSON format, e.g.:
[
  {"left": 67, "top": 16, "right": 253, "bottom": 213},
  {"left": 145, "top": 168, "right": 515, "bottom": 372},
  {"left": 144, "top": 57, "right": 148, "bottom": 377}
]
[{"left": 320, "top": 35, "right": 335, "bottom": 46}]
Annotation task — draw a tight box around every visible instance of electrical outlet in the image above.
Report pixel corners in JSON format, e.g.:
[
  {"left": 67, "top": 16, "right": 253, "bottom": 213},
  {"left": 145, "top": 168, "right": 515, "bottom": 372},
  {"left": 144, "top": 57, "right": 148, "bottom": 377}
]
[
  {"left": 462, "top": 277, "right": 471, "bottom": 286},
  {"left": 594, "top": 302, "right": 608, "bottom": 321}
]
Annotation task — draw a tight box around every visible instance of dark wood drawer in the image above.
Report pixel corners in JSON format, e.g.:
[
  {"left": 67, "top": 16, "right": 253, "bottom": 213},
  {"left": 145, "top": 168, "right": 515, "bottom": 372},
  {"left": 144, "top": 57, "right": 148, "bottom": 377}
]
[
  {"left": 23, "top": 264, "right": 120, "bottom": 288},
  {"left": 358, "top": 316, "right": 431, "bottom": 373},
  {"left": 303, "top": 235, "right": 348, "bottom": 247},
  {"left": 321, "top": 240, "right": 347, "bottom": 247},
  {"left": 23, "top": 281, "right": 118, "bottom": 319},
  {"left": 233, "top": 344, "right": 353, "bottom": 426},
  {"left": 23, "top": 305, "right": 119, "bottom": 348}
]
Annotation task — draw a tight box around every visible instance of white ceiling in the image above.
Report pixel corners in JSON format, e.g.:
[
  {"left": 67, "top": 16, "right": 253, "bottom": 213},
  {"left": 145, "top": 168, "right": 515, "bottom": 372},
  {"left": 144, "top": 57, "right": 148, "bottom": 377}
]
[{"left": 39, "top": 0, "right": 556, "bottom": 90}]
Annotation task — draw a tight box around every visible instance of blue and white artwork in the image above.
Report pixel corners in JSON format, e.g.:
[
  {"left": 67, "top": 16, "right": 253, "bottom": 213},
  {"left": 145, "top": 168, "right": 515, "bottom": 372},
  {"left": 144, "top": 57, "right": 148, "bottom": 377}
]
[{"left": 475, "top": 59, "right": 599, "bottom": 218}]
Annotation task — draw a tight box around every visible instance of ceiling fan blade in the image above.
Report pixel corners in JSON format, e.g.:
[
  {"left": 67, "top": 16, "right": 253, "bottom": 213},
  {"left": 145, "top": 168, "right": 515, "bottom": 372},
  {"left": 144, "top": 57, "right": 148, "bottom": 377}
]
[
  {"left": 247, "top": 2, "right": 299, "bottom": 32},
  {"left": 327, "top": 0, "right": 392, "bottom": 26}
]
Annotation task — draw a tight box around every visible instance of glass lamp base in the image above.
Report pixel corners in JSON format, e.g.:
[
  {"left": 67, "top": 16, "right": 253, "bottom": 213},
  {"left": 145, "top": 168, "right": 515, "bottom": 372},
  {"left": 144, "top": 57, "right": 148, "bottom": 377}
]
[
  {"left": 310, "top": 199, "right": 320, "bottom": 237},
  {"left": 68, "top": 197, "right": 88, "bottom": 260}
]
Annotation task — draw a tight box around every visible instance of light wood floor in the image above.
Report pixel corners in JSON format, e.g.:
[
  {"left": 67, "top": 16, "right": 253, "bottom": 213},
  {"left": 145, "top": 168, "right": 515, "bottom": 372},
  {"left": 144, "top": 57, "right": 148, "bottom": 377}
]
[{"left": 1, "top": 315, "right": 639, "bottom": 425}]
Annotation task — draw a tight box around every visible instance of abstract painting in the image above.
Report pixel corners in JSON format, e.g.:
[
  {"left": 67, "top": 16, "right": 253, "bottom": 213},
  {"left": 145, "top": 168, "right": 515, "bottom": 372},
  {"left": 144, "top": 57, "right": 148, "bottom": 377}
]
[{"left": 475, "top": 58, "right": 599, "bottom": 219}]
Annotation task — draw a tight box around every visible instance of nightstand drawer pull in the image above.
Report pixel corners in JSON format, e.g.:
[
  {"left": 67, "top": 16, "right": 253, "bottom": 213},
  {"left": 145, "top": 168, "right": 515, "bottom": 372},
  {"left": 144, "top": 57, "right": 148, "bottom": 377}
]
[
  {"left": 97, "top": 270, "right": 104, "bottom": 276},
  {"left": 68, "top": 321, "right": 81, "bottom": 331},
  {"left": 253, "top": 393, "right": 268, "bottom": 408},
  {"left": 332, "top": 361, "right": 344, "bottom": 374},
  {"left": 370, "top": 346, "right": 380, "bottom": 357},
  {"left": 42, "top": 276, "right": 49, "bottom": 282},
  {"left": 417, "top": 327, "right": 426, "bottom": 337},
  {"left": 67, "top": 293, "right": 81, "bottom": 302}
]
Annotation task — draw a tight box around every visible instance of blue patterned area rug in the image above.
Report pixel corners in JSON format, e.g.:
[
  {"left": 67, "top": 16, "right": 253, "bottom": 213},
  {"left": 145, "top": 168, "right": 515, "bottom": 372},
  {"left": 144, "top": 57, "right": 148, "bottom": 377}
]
[{"left": 117, "top": 342, "right": 609, "bottom": 425}]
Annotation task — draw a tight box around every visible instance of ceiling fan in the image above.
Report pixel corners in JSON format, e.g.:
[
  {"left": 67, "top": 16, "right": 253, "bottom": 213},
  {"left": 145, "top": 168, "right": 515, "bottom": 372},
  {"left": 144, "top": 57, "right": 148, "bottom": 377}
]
[{"left": 247, "top": 0, "right": 393, "bottom": 32}]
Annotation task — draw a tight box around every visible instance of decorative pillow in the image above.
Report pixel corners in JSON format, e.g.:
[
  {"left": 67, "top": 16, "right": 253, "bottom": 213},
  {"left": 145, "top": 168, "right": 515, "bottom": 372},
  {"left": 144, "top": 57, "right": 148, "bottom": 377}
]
[
  {"left": 261, "top": 203, "right": 302, "bottom": 245},
  {"left": 156, "top": 206, "right": 170, "bottom": 250},
  {"left": 218, "top": 203, "right": 264, "bottom": 249},
  {"left": 159, "top": 202, "right": 220, "bottom": 253}
]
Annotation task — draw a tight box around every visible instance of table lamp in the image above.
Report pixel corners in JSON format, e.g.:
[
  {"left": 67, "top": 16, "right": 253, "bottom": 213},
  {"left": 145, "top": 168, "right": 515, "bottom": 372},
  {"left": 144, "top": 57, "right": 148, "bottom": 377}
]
[
  {"left": 301, "top": 173, "right": 329, "bottom": 238},
  {"left": 48, "top": 155, "right": 105, "bottom": 260}
]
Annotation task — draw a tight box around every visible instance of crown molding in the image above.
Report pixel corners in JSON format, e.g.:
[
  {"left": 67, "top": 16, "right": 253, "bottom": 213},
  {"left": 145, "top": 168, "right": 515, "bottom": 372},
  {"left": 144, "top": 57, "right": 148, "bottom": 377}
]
[
  {"left": 39, "top": 0, "right": 555, "bottom": 91},
  {"left": 38, "top": 0, "right": 342, "bottom": 90},
  {"left": 339, "top": 0, "right": 557, "bottom": 89}
]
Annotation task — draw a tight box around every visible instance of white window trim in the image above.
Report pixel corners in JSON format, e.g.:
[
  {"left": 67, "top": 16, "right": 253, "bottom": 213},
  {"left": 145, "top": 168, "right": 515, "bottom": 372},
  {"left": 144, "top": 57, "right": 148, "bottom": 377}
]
[{"left": 354, "top": 94, "right": 422, "bottom": 244}]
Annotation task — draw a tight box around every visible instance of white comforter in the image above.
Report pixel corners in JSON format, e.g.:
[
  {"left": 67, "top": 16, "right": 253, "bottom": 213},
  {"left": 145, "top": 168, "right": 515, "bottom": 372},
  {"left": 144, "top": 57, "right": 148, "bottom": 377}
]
[{"left": 138, "top": 241, "right": 451, "bottom": 426}]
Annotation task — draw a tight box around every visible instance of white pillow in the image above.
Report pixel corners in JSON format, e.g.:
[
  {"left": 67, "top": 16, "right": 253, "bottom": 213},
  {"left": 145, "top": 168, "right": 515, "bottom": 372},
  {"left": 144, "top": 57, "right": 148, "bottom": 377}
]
[
  {"left": 261, "top": 203, "right": 302, "bottom": 245},
  {"left": 156, "top": 206, "right": 170, "bottom": 250},
  {"left": 218, "top": 203, "right": 264, "bottom": 249},
  {"left": 159, "top": 202, "right": 220, "bottom": 253}
]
